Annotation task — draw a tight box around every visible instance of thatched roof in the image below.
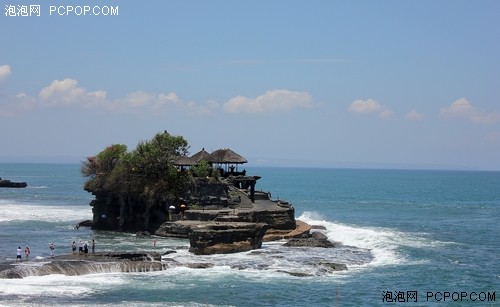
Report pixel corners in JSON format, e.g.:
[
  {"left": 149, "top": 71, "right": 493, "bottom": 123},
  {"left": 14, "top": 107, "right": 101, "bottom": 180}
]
[
  {"left": 190, "top": 148, "right": 210, "bottom": 163},
  {"left": 173, "top": 155, "right": 195, "bottom": 166},
  {"left": 206, "top": 148, "right": 248, "bottom": 164}
]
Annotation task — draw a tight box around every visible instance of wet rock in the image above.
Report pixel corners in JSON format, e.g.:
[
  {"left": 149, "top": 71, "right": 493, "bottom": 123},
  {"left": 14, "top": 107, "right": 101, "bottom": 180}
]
[
  {"left": 0, "top": 252, "right": 164, "bottom": 279},
  {"left": 277, "top": 270, "right": 313, "bottom": 277},
  {"left": 283, "top": 231, "right": 336, "bottom": 248},
  {"left": 188, "top": 222, "right": 269, "bottom": 255},
  {"left": 75, "top": 220, "right": 93, "bottom": 228},
  {"left": 0, "top": 179, "right": 27, "bottom": 188},
  {"left": 316, "top": 261, "right": 348, "bottom": 271},
  {"left": 185, "top": 263, "right": 214, "bottom": 269},
  {"left": 311, "top": 225, "right": 327, "bottom": 230}
]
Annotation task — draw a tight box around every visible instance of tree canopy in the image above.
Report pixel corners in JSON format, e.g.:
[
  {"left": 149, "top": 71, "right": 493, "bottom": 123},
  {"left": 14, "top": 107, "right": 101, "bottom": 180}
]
[{"left": 81, "top": 131, "right": 191, "bottom": 200}]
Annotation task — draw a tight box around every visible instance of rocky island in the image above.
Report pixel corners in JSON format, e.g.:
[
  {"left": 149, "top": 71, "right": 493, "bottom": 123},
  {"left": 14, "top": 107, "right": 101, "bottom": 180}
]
[
  {"left": 0, "top": 132, "right": 347, "bottom": 279},
  {"left": 81, "top": 131, "right": 307, "bottom": 255}
]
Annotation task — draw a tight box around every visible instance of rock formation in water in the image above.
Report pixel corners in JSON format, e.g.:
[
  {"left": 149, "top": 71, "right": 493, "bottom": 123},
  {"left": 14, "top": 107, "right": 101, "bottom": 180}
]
[
  {"left": 0, "top": 178, "right": 27, "bottom": 188},
  {"left": 188, "top": 222, "right": 269, "bottom": 255},
  {"left": 0, "top": 252, "right": 164, "bottom": 279},
  {"left": 81, "top": 132, "right": 297, "bottom": 254},
  {"left": 283, "top": 231, "right": 337, "bottom": 248}
]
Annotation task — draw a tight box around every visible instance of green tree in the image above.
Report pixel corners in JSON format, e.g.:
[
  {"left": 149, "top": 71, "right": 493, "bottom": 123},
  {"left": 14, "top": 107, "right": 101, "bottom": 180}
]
[
  {"left": 82, "top": 131, "right": 190, "bottom": 197},
  {"left": 81, "top": 144, "right": 128, "bottom": 194},
  {"left": 191, "top": 160, "right": 213, "bottom": 178},
  {"left": 81, "top": 131, "right": 192, "bottom": 231}
]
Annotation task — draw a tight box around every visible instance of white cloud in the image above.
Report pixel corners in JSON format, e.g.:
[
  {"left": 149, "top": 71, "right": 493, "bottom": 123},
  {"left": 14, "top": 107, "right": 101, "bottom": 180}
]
[
  {"left": 0, "top": 92, "right": 36, "bottom": 117},
  {"left": 223, "top": 89, "right": 314, "bottom": 113},
  {"left": 154, "top": 92, "right": 179, "bottom": 109},
  {"left": 37, "top": 79, "right": 184, "bottom": 114},
  {"left": 379, "top": 109, "right": 394, "bottom": 119},
  {"left": 1, "top": 77, "right": 194, "bottom": 117},
  {"left": 441, "top": 97, "right": 500, "bottom": 124},
  {"left": 118, "top": 91, "right": 153, "bottom": 108},
  {"left": 348, "top": 98, "right": 393, "bottom": 119},
  {"left": 405, "top": 109, "right": 424, "bottom": 121},
  {"left": 348, "top": 99, "right": 382, "bottom": 113},
  {"left": 183, "top": 100, "right": 219, "bottom": 116},
  {"left": 0, "top": 65, "right": 12, "bottom": 81},
  {"left": 39, "top": 78, "right": 96, "bottom": 106}
]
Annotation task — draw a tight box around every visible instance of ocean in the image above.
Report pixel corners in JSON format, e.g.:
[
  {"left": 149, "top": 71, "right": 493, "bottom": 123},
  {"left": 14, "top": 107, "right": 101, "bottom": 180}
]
[{"left": 0, "top": 163, "right": 498, "bottom": 306}]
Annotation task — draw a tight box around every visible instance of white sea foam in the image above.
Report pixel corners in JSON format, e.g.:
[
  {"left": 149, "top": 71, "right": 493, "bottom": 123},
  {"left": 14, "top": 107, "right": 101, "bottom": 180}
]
[
  {"left": 0, "top": 273, "right": 125, "bottom": 298},
  {"left": 298, "top": 211, "right": 417, "bottom": 267},
  {"left": 27, "top": 185, "right": 48, "bottom": 189},
  {"left": 0, "top": 201, "right": 91, "bottom": 223}
]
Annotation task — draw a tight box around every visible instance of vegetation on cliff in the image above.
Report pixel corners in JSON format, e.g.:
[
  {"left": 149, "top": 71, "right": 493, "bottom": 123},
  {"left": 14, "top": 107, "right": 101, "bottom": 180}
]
[{"left": 81, "top": 131, "right": 194, "bottom": 231}]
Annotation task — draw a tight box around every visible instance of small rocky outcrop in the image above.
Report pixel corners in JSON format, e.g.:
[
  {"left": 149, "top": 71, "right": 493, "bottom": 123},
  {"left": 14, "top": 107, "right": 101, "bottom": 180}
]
[
  {"left": 283, "top": 231, "right": 336, "bottom": 248},
  {"left": 188, "top": 222, "right": 269, "bottom": 255},
  {"left": 0, "top": 252, "right": 164, "bottom": 279},
  {"left": 75, "top": 220, "right": 93, "bottom": 228},
  {"left": 155, "top": 221, "right": 193, "bottom": 238},
  {"left": 0, "top": 178, "right": 27, "bottom": 188},
  {"left": 316, "top": 261, "right": 348, "bottom": 272}
]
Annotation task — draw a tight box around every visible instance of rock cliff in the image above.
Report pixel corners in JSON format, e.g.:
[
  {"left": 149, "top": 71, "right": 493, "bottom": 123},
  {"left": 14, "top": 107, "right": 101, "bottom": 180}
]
[
  {"left": 89, "top": 174, "right": 296, "bottom": 254},
  {"left": 188, "top": 222, "right": 269, "bottom": 255}
]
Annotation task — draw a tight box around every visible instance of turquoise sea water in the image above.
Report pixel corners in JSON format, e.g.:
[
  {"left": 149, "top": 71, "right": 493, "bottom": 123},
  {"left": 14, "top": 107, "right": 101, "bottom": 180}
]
[{"left": 0, "top": 163, "right": 498, "bottom": 306}]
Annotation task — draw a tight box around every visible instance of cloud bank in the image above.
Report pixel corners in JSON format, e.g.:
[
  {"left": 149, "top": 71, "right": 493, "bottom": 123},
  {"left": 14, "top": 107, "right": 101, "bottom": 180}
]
[
  {"left": 441, "top": 97, "right": 500, "bottom": 124},
  {"left": 0, "top": 65, "right": 12, "bottom": 81},
  {"left": 223, "top": 89, "right": 314, "bottom": 113},
  {"left": 348, "top": 98, "right": 393, "bottom": 118},
  {"left": 405, "top": 109, "right": 424, "bottom": 121},
  {"left": 37, "top": 79, "right": 189, "bottom": 114}
]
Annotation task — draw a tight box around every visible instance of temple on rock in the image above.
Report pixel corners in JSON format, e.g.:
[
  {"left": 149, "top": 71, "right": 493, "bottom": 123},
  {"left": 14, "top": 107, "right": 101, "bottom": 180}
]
[{"left": 83, "top": 133, "right": 301, "bottom": 255}]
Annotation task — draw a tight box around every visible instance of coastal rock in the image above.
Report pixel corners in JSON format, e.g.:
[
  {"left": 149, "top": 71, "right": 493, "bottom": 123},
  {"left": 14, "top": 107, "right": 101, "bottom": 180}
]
[
  {"left": 277, "top": 270, "right": 314, "bottom": 277},
  {"left": 155, "top": 221, "right": 193, "bottom": 238},
  {"left": 75, "top": 220, "right": 93, "bottom": 228},
  {"left": 0, "top": 252, "right": 164, "bottom": 279},
  {"left": 263, "top": 220, "right": 311, "bottom": 241},
  {"left": 0, "top": 178, "right": 27, "bottom": 188},
  {"left": 316, "top": 262, "right": 348, "bottom": 272},
  {"left": 283, "top": 231, "right": 336, "bottom": 248},
  {"left": 188, "top": 222, "right": 269, "bottom": 255}
]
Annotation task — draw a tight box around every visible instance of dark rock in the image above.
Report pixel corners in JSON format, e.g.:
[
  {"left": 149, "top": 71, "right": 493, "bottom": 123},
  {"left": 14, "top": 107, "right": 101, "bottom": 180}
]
[
  {"left": 75, "top": 220, "right": 92, "bottom": 228},
  {"left": 277, "top": 270, "right": 313, "bottom": 277},
  {"left": 88, "top": 175, "right": 296, "bottom": 234},
  {"left": 188, "top": 222, "right": 269, "bottom": 255},
  {"left": 316, "top": 261, "right": 348, "bottom": 271},
  {"left": 162, "top": 250, "right": 177, "bottom": 255},
  {"left": 155, "top": 221, "right": 193, "bottom": 238},
  {"left": 0, "top": 252, "right": 164, "bottom": 279},
  {"left": 310, "top": 231, "right": 329, "bottom": 240},
  {"left": 0, "top": 179, "right": 27, "bottom": 188},
  {"left": 185, "top": 263, "right": 214, "bottom": 269},
  {"left": 311, "top": 225, "right": 327, "bottom": 230},
  {"left": 283, "top": 232, "right": 336, "bottom": 248}
]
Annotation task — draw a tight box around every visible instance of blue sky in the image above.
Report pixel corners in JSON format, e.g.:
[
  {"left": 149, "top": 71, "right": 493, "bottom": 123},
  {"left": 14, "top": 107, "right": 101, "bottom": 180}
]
[{"left": 1, "top": 1, "right": 500, "bottom": 170}]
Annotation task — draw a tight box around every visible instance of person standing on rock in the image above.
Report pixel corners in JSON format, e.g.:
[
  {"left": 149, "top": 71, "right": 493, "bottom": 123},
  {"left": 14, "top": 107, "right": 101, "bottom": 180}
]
[
  {"left": 179, "top": 204, "right": 187, "bottom": 220},
  {"left": 24, "top": 245, "right": 30, "bottom": 261},
  {"left": 49, "top": 242, "right": 55, "bottom": 258},
  {"left": 92, "top": 239, "right": 95, "bottom": 254},
  {"left": 72, "top": 241, "right": 77, "bottom": 255},
  {"left": 16, "top": 246, "right": 22, "bottom": 263}
]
